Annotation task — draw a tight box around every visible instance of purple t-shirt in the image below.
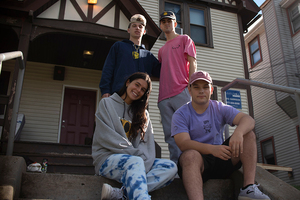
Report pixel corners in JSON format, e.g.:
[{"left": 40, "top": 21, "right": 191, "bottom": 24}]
[{"left": 171, "top": 100, "right": 240, "bottom": 145}]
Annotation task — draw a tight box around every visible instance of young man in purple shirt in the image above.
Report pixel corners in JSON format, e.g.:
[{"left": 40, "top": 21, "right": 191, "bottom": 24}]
[{"left": 171, "top": 71, "right": 270, "bottom": 200}]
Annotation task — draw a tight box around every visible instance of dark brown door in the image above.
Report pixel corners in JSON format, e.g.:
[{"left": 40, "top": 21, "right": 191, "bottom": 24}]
[{"left": 60, "top": 88, "right": 96, "bottom": 145}]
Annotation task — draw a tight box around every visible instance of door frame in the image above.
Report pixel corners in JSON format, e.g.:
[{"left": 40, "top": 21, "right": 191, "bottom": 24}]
[{"left": 57, "top": 84, "right": 100, "bottom": 143}]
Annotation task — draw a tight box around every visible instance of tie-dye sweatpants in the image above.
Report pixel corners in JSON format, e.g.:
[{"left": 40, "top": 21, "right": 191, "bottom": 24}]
[{"left": 99, "top": 154, "right": 177, "bottom": 200}]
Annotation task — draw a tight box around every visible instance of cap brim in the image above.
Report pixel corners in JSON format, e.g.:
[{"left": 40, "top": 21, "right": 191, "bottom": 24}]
[{"left": 190, "top": 78, "right": 212, "bottom": 85}]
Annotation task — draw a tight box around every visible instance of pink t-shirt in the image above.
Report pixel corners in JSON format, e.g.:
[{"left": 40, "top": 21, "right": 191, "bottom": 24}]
[{"left": 158, "top": 35, "right": 196, "bottom": 102}]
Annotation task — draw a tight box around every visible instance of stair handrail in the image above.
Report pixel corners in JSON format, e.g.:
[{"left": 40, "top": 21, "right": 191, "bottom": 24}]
[
  {"left": 221, "top": 78, "right": 300, "bottom": 139},
  {"left": 0, "top": 51, "right": 25, "bottom": 156}
]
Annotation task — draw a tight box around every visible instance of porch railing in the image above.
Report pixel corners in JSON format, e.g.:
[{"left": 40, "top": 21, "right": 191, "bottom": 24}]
[
  {"left": 0, "top": 51, "right": 25, "bottom": 156},
  {"left": 221, "top": 78, "right": 300, "bottom": 139}
]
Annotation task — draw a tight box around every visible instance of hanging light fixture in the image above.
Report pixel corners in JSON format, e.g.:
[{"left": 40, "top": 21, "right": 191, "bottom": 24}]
[{"left": 87, "top": 0, "right": 97, "bottom": 4}]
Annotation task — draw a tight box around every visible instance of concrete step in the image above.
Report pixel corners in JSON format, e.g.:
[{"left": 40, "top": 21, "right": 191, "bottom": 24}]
[
  {"left": 1, "top": 141, "right": 94, "bottom": 175},
  {"left": 19, "top": 172, "right": 235, "bottom": 200}
]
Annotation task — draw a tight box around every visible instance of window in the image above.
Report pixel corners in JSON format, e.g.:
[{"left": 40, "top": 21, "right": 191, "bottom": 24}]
[
  {"left": 260, "top": 137, "right": 277, "bottom": 165},
  {"left": 162, "top": 1, "right": 213, "bottom": 47},
  {"left": 288, "top": 1, "right": 300, "bottom": 34},
  {"left": 248, "top": 36, "right": 262, "bottom": 67}
]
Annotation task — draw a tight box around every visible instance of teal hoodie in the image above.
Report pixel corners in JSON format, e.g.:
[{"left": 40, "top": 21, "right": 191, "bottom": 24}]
[{"left": 92, "top": 93, "right": 156, "bottom": 174}]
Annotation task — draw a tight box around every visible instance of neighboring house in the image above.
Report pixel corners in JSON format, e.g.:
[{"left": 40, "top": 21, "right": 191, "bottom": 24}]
[
  {"left": 0, "top": 0, "right": 259, "bottom": 160},
  {"left": 244, "top": 0, "right": 300, "bottom": 186}
]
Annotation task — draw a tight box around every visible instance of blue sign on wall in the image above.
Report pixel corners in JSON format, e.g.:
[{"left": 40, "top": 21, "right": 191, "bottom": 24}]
[{"left": 226, "top": 90, "right": 242, "bottom": 109}]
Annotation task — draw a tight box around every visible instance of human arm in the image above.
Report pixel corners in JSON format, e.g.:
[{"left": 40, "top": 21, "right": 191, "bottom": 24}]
[
  {"left": 99, "top": 44, "right": 117, "bottom": 95},
  {"left": 229, "top": 112, "right": 255, "bottom": 157},
  {"left": 187, "top": 55, "right": 197, "bottom": 79},
  {"left": 174, "top": 132, "right": 232, "bottom": 161},
  {"left": 93, "top": 98, "right": 146, "bottom": 158},
  {"left": 101, "top": 93, "right": 111, "bottom": 98}
]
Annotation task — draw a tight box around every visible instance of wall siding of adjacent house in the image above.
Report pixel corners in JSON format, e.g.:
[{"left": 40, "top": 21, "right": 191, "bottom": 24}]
[
  {"left": 274, "top": 0, "right": 299, "bottom": 89},
  {"left": 263, "top": 0, "right": 289, "bottom": 101},
  {"left": 245, "top": 17, "right": 300, "bottom": 185}
]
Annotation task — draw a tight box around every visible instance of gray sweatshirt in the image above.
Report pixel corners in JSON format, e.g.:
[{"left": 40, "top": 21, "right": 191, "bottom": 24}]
[{"left": 92, "top": 93, "right": 156, "bottom": 174}]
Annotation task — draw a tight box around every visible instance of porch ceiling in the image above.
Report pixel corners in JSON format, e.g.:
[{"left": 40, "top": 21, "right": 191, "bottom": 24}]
[{"left": 27, "top": 32, "right": 115, "bottom": 70}]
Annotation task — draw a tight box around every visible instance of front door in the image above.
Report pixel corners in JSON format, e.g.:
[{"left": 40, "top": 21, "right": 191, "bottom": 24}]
[{"left": 60, "top": 88, "right": 96, "bottom": 145}]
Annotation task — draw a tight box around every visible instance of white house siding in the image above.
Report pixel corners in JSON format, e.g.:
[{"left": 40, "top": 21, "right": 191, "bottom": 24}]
[
  {"left": 2, "top": 61, "right": 101, "bottom": 143},
  {"left": 245, "top": 17, "right": 300, "bottom": 185}
]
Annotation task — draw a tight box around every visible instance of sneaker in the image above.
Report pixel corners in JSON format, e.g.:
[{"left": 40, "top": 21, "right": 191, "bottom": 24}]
[
  {"left": 101, "top": 183, "right": 127, "bottom": 200},
  {"left": 238, "top": 184, "right": 270, "bottom": 200},
  {"left": 27, "top": 162, "right": 42, "bottom": 172}
]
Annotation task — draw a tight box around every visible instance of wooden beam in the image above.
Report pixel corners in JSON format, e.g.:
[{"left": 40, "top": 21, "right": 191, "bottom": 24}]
[{"left": 257, "top": 163, "right": 293, "bottom": 172}]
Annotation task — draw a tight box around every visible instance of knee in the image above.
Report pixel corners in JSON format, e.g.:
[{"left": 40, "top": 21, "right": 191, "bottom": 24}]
[
  {"left": 244, "top": 130, "right": 256, "bottom": 142},
  {"left": 179, "top": 150, "right": 202, "bottom": 168}
]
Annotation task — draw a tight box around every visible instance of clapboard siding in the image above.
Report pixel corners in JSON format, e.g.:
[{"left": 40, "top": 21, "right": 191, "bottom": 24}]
[
  {"left": 2, "top": 61, "right": 101, "bottom": 143},
  {"left": 245, "top": 11, "right": 300, "bottom": 185}
]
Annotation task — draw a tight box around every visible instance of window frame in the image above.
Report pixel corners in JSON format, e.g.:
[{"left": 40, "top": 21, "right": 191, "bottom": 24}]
[
  {"left": 248, "top": 35, "right": 262, "bottom": 68},
  {"left": 260, "top": 136, "right": 277, "bottom": 169},
  {"left": 287, "top": 0, "right": 300, "bottom": 36},
  {"left": 160, "top": 0, "right": 213, "bottom": 47}
]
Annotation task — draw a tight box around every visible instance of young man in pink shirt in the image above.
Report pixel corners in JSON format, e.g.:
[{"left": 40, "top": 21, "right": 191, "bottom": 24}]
[{"left": 158, "top": 11, "right": 197, "bottom": 164}]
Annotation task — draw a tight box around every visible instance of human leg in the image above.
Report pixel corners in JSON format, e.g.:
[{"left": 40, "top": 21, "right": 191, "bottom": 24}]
[
  {"left": 158, "top": 99, "right": 181, "bottom": 164},
  {"left": 158, "top": 87, "right": 191, "bottom": 164},
  {"left": 147, "top": 159, "right": 177, "bottom": 192},
  {"left": 231, "top": 131, "right": 257, "bottom": 187},
  {"left": 99, "top": 154, "right": 150, "bottom": 200},
  {"left": 229, "top": 132, "right": 270, "bottom": 200},
  {"left": 179, "top": 150, "right": 204, "bottom": 200}
]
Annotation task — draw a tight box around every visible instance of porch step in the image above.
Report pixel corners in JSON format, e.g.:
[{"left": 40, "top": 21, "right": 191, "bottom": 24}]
[
  {"left": 0, "top": 141, "right": 94, "bottom": 175},
  {"left": 19, "top": 172, "right": 235, "bottom": 200}
]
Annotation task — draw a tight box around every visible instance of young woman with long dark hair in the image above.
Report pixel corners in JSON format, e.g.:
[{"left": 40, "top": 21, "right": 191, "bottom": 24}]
[{"left": 92, "top": 72, "right": 177, "bottom": 200}]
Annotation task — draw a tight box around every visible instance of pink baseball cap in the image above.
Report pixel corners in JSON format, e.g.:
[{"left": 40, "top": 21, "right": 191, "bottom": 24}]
[{"left": 189, "top": 71, "right": 212, "bottom": 84}]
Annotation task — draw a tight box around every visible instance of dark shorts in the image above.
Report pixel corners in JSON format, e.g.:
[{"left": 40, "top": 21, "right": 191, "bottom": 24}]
[{"left": 177, "top": 137, "right": 242, "bottom": 183}]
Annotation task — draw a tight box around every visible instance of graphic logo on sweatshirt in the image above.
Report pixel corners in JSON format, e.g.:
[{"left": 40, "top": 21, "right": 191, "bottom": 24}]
[
  {"left": 120, "top": 118, "right": 132, "bottom": 138},
  {"left": 203, "top": 120, "right": 211, "bottom": 133}
]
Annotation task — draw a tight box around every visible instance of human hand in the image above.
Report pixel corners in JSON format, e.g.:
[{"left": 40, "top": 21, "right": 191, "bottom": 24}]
[
  {"left": 211, "top": 145, "right": 232, "bottom": 160},
  {"left": 102, "top": 93, "right": 111, "bottom": 98},
  {"left": 229, "top": 133, "right": 243, "bottom": 157}
]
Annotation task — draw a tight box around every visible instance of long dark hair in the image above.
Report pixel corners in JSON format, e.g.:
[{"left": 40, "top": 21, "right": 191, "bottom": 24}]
[{"left": 117, "top": 72, "right": 152, "bottom": 141}]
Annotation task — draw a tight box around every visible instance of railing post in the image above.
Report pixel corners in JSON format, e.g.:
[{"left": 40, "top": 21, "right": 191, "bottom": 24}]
[{"left": 0, "top": 51, "right": 25, "bottom": 156}]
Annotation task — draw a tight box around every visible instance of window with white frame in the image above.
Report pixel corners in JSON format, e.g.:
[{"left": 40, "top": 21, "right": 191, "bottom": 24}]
[
  {"left": 162, "top": 1, "right": 213, "bottom": 47},
  {"left": 288, "top": 0, "right": 300, "bottom": 34},
  {"left": 260, "top": 137, "right": 276, "bottom": 165},
  {"left": 249, "top": 36, "right": 262, "bottom": 67}
]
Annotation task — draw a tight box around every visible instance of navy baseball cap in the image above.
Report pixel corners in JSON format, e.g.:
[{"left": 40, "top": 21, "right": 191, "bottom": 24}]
[{"left": 160, "top": 11, "right": 176, "bottom": 21}]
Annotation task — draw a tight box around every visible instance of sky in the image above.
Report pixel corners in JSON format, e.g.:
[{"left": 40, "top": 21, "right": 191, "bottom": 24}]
[{"left": 254, "top": 0, "right": 265, "bottom": 7}]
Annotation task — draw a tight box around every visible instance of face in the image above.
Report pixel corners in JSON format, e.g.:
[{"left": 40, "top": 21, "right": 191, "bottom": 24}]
[
  {"left": 127, "top": 22, "right": 146, "bottom": 39},
  {"left": 124, "top": 78, "right": 148, "bottom": 104},
  {"left": 189, "top": 80, "right": 213, "bottom": 106},
  {"left": 160, "top": 18, "right": 177, "bottom": 34}
]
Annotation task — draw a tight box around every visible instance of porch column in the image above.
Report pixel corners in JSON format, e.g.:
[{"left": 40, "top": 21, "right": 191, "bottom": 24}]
[{"left": 3, "top": 18, "right": 31, "bottom": 155}]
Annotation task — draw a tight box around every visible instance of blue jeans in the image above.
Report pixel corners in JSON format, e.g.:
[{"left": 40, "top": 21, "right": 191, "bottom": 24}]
[
  {"left": 99, "top": 154, "right": 177, "bottom": 200},
  {"left": 158, "top": 87, "right": 191, "bottom": 164}
]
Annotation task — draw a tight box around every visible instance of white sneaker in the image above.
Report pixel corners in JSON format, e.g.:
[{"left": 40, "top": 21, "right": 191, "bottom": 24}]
[
  {"left": 101, "top": 183, "right": 126, "bottom": 200},
  {"left": 27, "top": 162, "right": 42, "bottom": 172},
  {"left": 238, "top": 184, "right": 270, "bottom": 200}
]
